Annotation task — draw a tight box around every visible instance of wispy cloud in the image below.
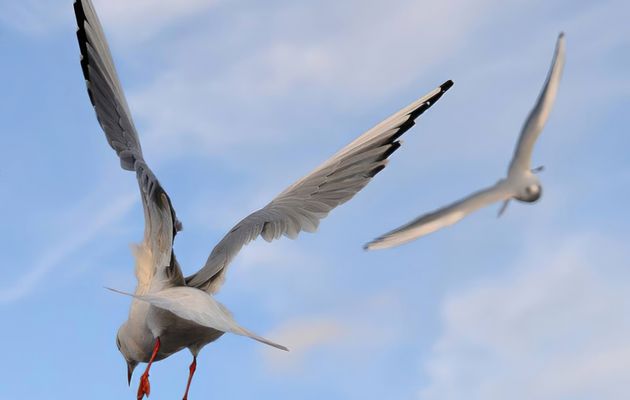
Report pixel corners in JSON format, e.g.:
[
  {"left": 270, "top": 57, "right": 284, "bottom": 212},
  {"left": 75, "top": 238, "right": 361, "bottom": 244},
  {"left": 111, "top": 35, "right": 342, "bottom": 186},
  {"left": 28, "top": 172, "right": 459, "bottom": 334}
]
[
  {"left": 0, "top": 0, "right": 217, "bottom": 40},
  {"left": 419, "top": 234, "right": 630, "bottom": 400},
  {"left": 0, "top": 0, "right": 67, "bottom": 35},
  {"left": 0, "top": 191, "right": 137, "bottom": 304},
  {"left": 126, "top": 0, "right": 502, "bottom": 159},
  {"left": 121, "top": 0, "right": 630, "bottom": 172},
  {"left": 93, "top": 0, "right": 218, "bottom": 43},
  {"left": 262, "top": 316, "right": 347, "bottom": 373},
  {"left": 261, "top": 291, "right": 409, "bottom": 374}
]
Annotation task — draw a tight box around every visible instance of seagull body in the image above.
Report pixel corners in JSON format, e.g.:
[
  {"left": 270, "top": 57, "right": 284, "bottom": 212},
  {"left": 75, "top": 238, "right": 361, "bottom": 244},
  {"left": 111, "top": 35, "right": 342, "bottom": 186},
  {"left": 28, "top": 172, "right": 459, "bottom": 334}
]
[
  {"left": 73, "top": 0, "right": 452, "bottom": 398},
  {"left": 365, "top": 33, "right": 566, "bottom": 251}
]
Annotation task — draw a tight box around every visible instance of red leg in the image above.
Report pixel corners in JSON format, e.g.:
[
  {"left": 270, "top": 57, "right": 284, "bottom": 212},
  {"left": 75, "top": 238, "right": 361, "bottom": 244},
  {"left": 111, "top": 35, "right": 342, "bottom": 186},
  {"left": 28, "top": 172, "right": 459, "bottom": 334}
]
[
  {"left": 182, "top": 356, "right": 197, "bottom": 400},
  {"left": 137, "top": 337, "right": 161, "bottom": 400}
]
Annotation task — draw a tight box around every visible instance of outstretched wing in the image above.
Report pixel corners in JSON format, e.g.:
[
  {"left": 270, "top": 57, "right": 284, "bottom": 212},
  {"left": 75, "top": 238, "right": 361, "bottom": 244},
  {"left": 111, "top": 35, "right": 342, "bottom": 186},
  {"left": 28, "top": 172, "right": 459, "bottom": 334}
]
[
  {"left": 74, "top": 0, "right": 183, "bottom": 292},
  {"left": 508, "top": 33, "right": 566, "bottom": 176},
  {"left": 364, "top": 182, "right": 512, "bottom": 250},
  {"left": 186, "top": 80, "right": 454, "bottom": 293}
]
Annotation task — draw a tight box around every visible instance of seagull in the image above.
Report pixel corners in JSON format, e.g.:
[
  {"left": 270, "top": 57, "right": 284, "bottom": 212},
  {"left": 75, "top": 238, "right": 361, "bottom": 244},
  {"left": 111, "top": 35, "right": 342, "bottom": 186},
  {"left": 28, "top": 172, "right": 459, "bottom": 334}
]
[
  {"left": 365, "top": 33, "right": 566, "bottom": 251},
  {"left": 73, "top": 1, "right": 452, "bottom": 398}
]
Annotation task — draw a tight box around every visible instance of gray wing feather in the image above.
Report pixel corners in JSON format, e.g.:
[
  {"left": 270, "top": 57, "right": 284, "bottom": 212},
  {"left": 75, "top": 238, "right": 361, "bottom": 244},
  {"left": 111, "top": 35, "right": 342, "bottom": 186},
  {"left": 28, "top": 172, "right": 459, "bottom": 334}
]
[
  {"left": 75, "top": 0, "right": 140, "bottom": 169},
  {"left": 186, "top": 80, "right": 454, "bottom": 293},
  {"left": 508, "top": 33, "right": 566, "bottom": 175},
  {"left": 74, "top": 0, "right": 184, "bottom": 288},
  {"left": 364, "top": 182, "right": 512, "bottom": 250}
]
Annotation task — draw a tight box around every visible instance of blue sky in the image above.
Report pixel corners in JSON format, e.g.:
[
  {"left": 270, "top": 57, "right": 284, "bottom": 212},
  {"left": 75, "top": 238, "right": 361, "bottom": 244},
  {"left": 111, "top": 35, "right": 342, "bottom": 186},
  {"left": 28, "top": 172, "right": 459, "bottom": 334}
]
[{"left": 1, "top": 0, "right": 629, "bottom": 399}]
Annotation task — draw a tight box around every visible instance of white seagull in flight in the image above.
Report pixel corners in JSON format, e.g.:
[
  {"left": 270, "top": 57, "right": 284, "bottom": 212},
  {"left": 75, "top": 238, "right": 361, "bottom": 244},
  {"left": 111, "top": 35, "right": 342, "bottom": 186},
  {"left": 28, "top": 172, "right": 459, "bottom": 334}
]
[
  {"left": 365, "top": 33, "right": 566, "bottom": 251},
  {"left": 73, "top": 0, "right": 452, "bottom": 398}
]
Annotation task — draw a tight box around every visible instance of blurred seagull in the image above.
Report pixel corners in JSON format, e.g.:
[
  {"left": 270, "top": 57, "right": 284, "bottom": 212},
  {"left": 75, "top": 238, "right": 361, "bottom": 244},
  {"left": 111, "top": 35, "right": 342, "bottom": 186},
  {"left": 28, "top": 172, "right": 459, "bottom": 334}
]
[
  {"left": 73, "top": 0, "right": 452, "bottom": 398},
  {"left": 365, "top": 33, "right": 565, "bottom": 251}
]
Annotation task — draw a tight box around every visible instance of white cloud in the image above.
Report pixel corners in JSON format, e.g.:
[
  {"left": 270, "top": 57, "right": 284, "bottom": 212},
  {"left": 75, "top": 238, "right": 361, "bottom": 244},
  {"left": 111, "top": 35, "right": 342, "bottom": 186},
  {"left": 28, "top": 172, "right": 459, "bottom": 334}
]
[
  {"left": 0, "top": 0, "right": 216, "bottom": 40},
  {"left": 261, "top": 291, "right": 409, "bottom": 374},
  {"left": 0, "top": 190, "right": 138, "bottom": 304},
  {"left": 419, "top": 234, "right": 630, "bottom": 400},
  {"left": 124, "top": 0, "right": 630, "bottom": 172},
  {"left": 262, "top": 316, "right": 347, "bottom": 373},
  {"left": 127, "top": 0, "right": 503, "bottom": 159},
  {"left": 93, "top": 0, "right": 217, "bottom": 43},
  {"left": 220, "top": 238, "right": 336, "bottom": 317},
  {"left": 0, "top": 0, "right": 67, "bottom": 35}
]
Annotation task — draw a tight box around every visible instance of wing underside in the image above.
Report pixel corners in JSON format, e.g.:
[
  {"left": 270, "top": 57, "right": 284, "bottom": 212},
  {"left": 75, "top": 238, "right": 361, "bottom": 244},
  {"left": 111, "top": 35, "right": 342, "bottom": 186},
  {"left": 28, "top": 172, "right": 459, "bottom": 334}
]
[
  {"left": 186, "top": 81, "right": 454, "bottom": 293},
  {"left": 365, "top": 182, "right": 512, "bottom": 250}
]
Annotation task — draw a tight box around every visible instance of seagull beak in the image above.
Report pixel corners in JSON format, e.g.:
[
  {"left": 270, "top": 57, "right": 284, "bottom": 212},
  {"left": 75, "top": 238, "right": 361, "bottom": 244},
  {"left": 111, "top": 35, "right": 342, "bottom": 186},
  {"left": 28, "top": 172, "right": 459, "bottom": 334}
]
[{"left": 127, "top": 362, "right": 136, "bottom": 386}]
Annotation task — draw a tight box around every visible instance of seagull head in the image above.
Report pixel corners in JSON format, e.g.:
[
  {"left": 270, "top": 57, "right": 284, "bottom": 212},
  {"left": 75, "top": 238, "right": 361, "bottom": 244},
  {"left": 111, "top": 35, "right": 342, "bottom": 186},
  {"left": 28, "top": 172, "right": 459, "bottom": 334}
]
[
  {"left": 516, "top": 182, "right": 542, "bottom": 203},
  {"left": 510, "top": 169, "right": 543, "bottom": 203}
]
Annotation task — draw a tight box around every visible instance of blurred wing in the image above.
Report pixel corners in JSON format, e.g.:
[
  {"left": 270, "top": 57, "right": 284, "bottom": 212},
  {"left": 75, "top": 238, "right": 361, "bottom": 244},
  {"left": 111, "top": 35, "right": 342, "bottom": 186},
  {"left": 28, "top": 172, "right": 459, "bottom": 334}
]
[
  {"left": 508, "top": 33, "right": 566, "bottom": 175},
  {"left": 110, "top": 287, "right": 288, "bottom": 351},
  {"left": 187, "top": 80, "right": 454, "bottom": 293},
  {"left": 364, "top": 182, "right": 512, "bottom": 250},
  {"left": 74, "top": 0, "right": 183, "bottom": 291}
]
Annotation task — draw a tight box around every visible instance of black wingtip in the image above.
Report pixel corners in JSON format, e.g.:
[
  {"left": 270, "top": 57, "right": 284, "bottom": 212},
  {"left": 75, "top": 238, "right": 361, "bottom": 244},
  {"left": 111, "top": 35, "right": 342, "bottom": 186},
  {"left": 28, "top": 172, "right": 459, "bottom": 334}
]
[
  {"left": 403, "top": 79, "right": 454, "bottom": 125},
  {"left": 379, "top": 141, "right": 402, "bottom": 161},
  {"left": 73, "top": 1, "right": 85, "bottom": 34},
  {"left": 367, "top": 164, "right": 386, "bottom": 178},
  {"left": 74, "top": 0, "right": 90, "bottom": 81}
]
